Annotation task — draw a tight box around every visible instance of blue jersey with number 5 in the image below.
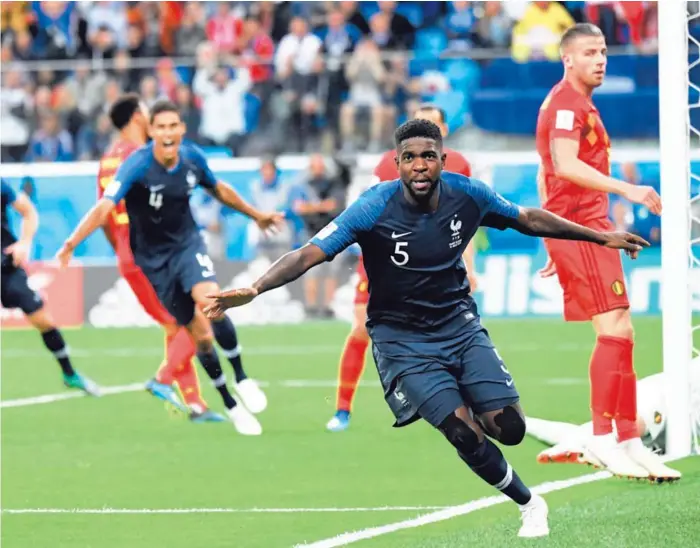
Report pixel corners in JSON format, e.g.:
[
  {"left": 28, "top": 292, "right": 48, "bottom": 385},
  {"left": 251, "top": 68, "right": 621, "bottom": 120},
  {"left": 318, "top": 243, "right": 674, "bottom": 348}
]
[
  {"left": 311, "top": 172, "right": 520, "bottom": 342},
  {"left": 104, "top": 142, "right": 218, "bottom": 269}
]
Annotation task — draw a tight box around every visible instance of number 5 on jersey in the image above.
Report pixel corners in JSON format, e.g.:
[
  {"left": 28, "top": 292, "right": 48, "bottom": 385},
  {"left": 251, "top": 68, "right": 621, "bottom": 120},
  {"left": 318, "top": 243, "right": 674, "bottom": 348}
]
[
  {"left": 391, "top": 241, "right": 409, "bottom": 266},
  {"left": 196, "top": 252, "right": 215, "bottom": 278}
]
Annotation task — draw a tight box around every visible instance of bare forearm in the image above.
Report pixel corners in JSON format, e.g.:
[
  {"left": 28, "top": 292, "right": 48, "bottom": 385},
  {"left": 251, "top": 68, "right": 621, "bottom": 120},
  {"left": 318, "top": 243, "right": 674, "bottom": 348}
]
[
  {"left": 555, "top": 157, "right": 630, "bottom": 197},
  {"left": 252, "top": 245, "right": 325, "bottom": 294},
  {"left": 462, "top": 240, "right": 475, "bottom": 271},
  {"left": 214, "top": 182, "right": 261, "bottom": 221},
  {"left": 512, "top": 208, "right": 607, "bottom": 245},
  {"left": 65, "top": 199, "right": 114, "bottom": 249},
  {"left": 19, "top": 209, "right": 38, "bottom": 245},
  {"left": 536, "top": 164, "right": 547, "bottom": 205}
]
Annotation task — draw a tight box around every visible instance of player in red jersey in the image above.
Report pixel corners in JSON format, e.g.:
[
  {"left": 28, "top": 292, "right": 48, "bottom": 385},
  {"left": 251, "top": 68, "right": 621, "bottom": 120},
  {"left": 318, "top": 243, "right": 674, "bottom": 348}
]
[
  {"left": 327, "top": 105, "right": 477, "bottom": 432},
  {"left": 99, "top": 93, "right": 223, "bottom": 422},
  {"left": 536, "top": 23, "right": 678, "bottom": 480}
]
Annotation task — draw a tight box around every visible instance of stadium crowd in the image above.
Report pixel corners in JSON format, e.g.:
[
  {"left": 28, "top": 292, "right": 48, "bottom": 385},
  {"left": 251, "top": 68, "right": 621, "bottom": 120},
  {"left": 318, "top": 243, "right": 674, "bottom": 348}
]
[{"left": 1, "top": 1, "right": 662, "bottom": 163}]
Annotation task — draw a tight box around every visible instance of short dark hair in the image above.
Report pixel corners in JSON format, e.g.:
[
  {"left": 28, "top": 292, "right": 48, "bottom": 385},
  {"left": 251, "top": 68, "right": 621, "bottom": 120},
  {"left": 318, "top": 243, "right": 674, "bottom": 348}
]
[
  {"left": 150, "top": 99, "right": 180, "bottom": 124},
  {"left": 109, "top": 93, "right": 141, "bottom": 130},
  {"left": 394, "top": 119, "right": 443, "bottom": 147},
  {"left": 415, "top": 104, "right": 446, "bottom": 124},
  {"left": 560, "top": 23, "right": 603, "bottom": 48}
]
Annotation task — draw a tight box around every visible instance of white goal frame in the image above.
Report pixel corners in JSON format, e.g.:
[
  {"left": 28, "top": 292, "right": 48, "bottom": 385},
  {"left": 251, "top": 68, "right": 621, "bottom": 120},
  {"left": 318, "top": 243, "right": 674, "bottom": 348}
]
[{"left": 659, "top": 0, "right": 695, "bottom": 458}]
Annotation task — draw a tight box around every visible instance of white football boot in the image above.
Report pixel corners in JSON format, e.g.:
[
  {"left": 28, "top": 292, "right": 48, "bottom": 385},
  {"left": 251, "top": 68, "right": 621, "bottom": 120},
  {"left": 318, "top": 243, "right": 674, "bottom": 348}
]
[
  {"left": 584, "top": 433, "right": 649, "bottom": 479},
  {"left": 234, "top": 378, "right": 268, "bottom": 414},
  {"left": 622, "top": 438, "right": 682, "bottom": 482},
  {"left": 226, "top": 404, "right": 263, "bottom": 436},
  {"left": 518, "top": 494, "right": 550, "bottom": 538}
]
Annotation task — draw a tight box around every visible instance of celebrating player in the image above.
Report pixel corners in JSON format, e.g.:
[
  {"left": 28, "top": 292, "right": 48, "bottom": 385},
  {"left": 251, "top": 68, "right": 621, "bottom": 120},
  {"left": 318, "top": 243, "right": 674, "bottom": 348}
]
[
  {"left": 327, "top": 105, "right": 477, "bottom": 433},
  {"left": 204, "top": 119, "right": 651, "bottom": 537},
  {"left": 98, "top": 93, "right": 222, "bottom": 423},
  {"left": 57, "top": 99, "right": 284, "bottom": 436},
  {"left": 535, "top": 23, "right": 678, "bottom": 480},
  {"left": 1, "top": 180, "right": 99, "bottom": 396},
  {"left": 526, "top": 357, "right": 700, "bottom": 467}
]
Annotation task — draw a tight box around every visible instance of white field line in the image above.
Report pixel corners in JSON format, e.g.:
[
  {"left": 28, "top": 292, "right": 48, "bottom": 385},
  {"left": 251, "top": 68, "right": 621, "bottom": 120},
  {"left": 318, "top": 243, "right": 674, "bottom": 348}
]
[
  {"left": 2, "top": 505, "right": 448, "bottom": 515},
  {"left": 0, "top": 378, "right": 586, "bottom": 409},
  {"left": 294, "top": 471, "right": 613, "bottom": 548}
]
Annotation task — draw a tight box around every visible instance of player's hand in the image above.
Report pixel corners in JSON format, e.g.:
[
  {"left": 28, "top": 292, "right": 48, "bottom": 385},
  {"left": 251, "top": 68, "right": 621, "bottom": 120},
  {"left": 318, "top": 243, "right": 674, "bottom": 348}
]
[
  {"left": 624, "top": 185, "right": 662, "bottom": 215},
  {"left": 255, "top": 212, "right": 285, "bottom": 236},
  {"left": 467, "top": 272, "right": 479, "bottom": 292},
  {"left": 601, "top": 231, "right": 650, "bottom": 259},
  {"left": 55, "top": 243, "right": 74, "bottom": 268},
  {"left": 204, "top": 287, "right": 259, "bottom": 319},
  {"left": 538, "top": 256, "right": 557, "bottom": 278},
  {"left": 5, "top": 240, "right": 30, "bottom": 267}
]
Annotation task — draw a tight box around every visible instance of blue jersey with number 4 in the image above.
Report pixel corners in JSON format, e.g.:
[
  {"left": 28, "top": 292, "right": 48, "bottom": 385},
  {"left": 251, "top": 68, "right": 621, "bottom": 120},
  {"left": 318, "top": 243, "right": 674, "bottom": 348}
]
[
  {"left": 104, "top": 142, "right": 217, "bottom": 269},
  {"left": 311, "top": 173, "right": 520, "bottom": 342}
]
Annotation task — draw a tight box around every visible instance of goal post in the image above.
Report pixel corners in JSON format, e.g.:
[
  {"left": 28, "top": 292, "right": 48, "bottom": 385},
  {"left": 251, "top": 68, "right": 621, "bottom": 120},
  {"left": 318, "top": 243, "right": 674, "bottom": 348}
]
[{"left": 659, "top": 0, "right": 694, "bottom": 458}]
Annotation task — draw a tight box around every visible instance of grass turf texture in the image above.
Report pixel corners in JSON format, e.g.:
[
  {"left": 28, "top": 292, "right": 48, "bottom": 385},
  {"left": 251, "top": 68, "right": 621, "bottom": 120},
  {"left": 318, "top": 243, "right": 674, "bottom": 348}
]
[{"left": 2, "top": 318, "right": 698, "bottom": 547}]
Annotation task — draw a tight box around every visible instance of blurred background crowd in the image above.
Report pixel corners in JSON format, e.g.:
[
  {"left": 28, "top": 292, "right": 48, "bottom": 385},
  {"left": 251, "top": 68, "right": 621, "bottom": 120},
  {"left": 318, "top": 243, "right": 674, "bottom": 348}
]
[{"left": 0, "top": 0, "right": 672, "bottom": 163}]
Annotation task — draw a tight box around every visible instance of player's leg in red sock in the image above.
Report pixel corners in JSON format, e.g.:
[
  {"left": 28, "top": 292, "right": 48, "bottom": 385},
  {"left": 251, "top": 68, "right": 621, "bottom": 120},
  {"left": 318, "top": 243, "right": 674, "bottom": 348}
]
[
  {"left": 336, "top": 305, "right": 370, "bottom": 413},
  {"left": 588, "top": 336, "right": 624, "bottom": 436},
  {"left": 173, "top": 357, "right": 208, "bottom": 411},
  {"left": 156, "top": 326, "right": 196, "bottom": 385}
]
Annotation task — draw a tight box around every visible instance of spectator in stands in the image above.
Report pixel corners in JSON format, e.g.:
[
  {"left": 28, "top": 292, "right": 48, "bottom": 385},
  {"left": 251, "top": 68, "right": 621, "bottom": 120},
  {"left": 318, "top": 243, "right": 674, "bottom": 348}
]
[
  {"left": 369, "top": 12, "right": 399, "bottom": 50},
  {"left": 444, "top": 1, "right": 479, "bottom": 52},
  {"left": 139, "top": 74, "right": 160, "bottom": 108},
  {"left": 511, "top": 1, "right": 575, "bottom": 62},
  {"left": 319, "top": 8, "right": 361, "bottom": 149},
  {"left": 11, "top": 30, "right": 37, "bottom": 63},
  {"left": 52, "top": 84, "right": 83, "bottom": 137},
  {"left": 240, "top": 16, "right": 275, "bottom": 128},
  {"left": 292, "top": 154, "right": 347, "bottom": 318},
  {"left": 76, "top": 112, "right": 112, "bottom": 161},
  {"left": 340, "top": 1, "right": 371, "bottom": 35},
  {"left": 251, "top": 156, "right": 299, "bottom": 262},
  {"left": 111, "top": 49, "right": 139, "bottom": 93},
  {"left": 64, "top": 60, "right": 106, "bottom": 118},
  {"left": 25, "top": 112, "right": 74, "bottom": 162},
  {"left": 193, "top": 64, "right": 250, "bottom": 156},
  {"left": 1, "top": 2, "right": 31, "bottom": 36},
  {"left": 206, "top": 1, "right": 244, "bottom": 54},
  {"left": 85, "top": 1, "right": 127, "bottom": 50},
  {"left": 275, "top": 17, "right": 323, "bottom": 152},
  {"left": 0, "top": 67, "right": 32, "bottom": 163},
  {"left": 31, "top": 85, "right": 54, "bottom": 128},
  {"left": 475, "top": 1, "right": 513, "bottom": 48},
  {"left": 340, "top": 39, "right": 388, "bottom": 153},
  {"left": 378, "top": 1, "right": 415, "bottom": 49},
  {"left": 175, "top": 84, "right": 201, "bottom": 144},
  {"left": 384, "top": 57, "right": 417, "bottom": 125},
  {"left": 32, "top": 1, "right": 77, "bottom": 60},
  {"left": 102, "top": 78, "right": 123, "bottom": 113},
  {"left": 176, "top": 1, "right": 207, "bottom": 57},
  {"left": 155, "top": 58, "right": 181, "bottom": 101}
]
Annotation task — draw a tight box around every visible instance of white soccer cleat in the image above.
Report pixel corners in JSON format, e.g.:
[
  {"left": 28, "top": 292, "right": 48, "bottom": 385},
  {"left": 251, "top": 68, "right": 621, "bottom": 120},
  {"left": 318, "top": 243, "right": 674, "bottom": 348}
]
[
  {"left": 584, "top": 434, "right": 649, "bottom": 479},
  {"left": 518, "top": 494, "right": 549, "bottom": 538},
  {"left": 226, "top": 404, "right": 263, "bottom": 436},
  {"left": 622, "top": 438, "right": 682, "bottom": 482},
  {"left": 233, "top": 378, "right": 268, "bottom": 414}
]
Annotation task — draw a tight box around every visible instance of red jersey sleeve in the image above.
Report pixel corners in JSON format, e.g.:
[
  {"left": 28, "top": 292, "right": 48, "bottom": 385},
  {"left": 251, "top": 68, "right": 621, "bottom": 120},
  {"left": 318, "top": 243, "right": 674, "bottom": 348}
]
[
  {"left": 372, "top": 150, "right": 399, "bottom": 183},
  {"left": 547, "top": 92, "right": 588, "bottom": 141},
  {"left": 444, "top": 148, "right": 471, "bottom": 177}
]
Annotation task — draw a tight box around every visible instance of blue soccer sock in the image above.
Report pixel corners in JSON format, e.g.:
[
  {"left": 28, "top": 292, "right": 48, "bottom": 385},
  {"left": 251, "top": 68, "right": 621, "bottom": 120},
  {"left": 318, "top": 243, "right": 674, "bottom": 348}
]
[
  {"left": 460, "top": 438, "right": 532, "bottom": 505},
  {"left": 41, "top": 328, "right": 75, "bottom": 377},
  {"left": 196, "top": 347, "right": 237, "bottom": 409},
  {"left": 211, "top": 316, "right": 247, "bottom": 383}
]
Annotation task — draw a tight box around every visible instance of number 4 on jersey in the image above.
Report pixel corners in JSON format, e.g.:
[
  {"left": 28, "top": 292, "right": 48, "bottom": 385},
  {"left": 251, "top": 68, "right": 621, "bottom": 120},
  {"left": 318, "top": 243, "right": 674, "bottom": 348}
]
[{"left": 149, "top": 190, "right": 163, "bottom": 210}]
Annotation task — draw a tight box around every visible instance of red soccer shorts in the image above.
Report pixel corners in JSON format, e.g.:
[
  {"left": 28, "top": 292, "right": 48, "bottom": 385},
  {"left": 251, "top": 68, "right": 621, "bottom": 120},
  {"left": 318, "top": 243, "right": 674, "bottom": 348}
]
[
  {"left": 114, "top": 233, "right": 175, "bottom": 326},
  {"left": 544, "top": 217, "right": 630, "bottom": 322},
  {"left": 354, "top": 257, "right": 370, "bottom": 306}
]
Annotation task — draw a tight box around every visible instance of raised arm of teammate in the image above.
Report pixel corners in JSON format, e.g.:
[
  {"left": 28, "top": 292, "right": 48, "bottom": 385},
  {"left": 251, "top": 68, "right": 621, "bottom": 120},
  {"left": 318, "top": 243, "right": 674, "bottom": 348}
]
[{"left": 5, "top": 189, "right": 38, "bottom": 267}]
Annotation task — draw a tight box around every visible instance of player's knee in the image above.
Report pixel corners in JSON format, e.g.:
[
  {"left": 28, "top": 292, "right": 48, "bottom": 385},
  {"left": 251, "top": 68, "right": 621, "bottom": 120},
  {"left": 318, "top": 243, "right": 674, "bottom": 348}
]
[
  {"left": 27, "top": 308, "right": 53, "bottom": 332},
  {"left": 493, "top": 406, "right": 526, "bottom": 446},
  {"left": 438, "top": 414, "right": 483, "bottom": 454}
]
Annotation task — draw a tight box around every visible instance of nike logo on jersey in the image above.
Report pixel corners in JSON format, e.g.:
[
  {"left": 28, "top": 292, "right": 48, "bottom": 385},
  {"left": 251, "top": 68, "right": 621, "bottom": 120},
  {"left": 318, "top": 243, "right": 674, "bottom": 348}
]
[
  {"left": 150, "top": 185, "right": 165, "bottom": 191},
  {"left": 506, "top": 379, "right": 514, "bottom": 387},
  {"left": 391, "top": 231, "right": 412, "bottom": 239}
]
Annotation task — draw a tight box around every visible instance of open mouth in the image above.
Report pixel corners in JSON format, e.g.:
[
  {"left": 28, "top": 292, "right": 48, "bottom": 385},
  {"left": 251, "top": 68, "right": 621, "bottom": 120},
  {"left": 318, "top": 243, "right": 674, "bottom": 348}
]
[
  {"left": 162, "top": 139, "right": 175, "bottom": 152},
  {"left": 411, "top": 180, "right": 431, "bottom": 192}
]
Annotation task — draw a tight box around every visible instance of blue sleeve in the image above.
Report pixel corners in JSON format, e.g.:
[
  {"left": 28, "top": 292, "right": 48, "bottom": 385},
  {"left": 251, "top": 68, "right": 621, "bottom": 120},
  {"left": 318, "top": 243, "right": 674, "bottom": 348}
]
[
  {"left": 188, "top": 143, "right": 218, "bottom": 190},
  {"left": 310, "top": 187, "right": 386, "bottom": 259},
  {"left": 465, "top": 178, "right": 520, "bottom": 221},
  {"left": 104, "top": 151, "right": 146, "bottom": 203},
  {"left": 1, "top": 181, "right": 17, "bottom": 205}
]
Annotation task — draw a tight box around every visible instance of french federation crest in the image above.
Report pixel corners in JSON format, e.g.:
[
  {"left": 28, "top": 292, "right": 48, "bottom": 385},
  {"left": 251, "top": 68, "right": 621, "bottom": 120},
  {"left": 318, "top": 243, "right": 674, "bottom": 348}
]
[{"left": 186, "top": 170, "right": 197, "bottom": 188}]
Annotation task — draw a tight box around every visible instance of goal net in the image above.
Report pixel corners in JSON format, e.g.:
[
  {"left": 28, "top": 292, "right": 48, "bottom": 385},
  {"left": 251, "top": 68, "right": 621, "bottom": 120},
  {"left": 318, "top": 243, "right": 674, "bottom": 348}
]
[{"left": 660, "top": 0, "right": 699, "bottom": 457}]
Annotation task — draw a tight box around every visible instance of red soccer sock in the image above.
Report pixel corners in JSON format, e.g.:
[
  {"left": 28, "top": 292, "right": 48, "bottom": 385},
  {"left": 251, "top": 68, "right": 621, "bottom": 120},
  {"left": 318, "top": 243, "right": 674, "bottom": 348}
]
[
  {"left": 155, "top": 328, "right": 195, "bottom": 386},
  {"left": 336, "top": 335, "right": 369, "bottom": 412},
  {"left": 589, "top": 336, "right": 626, "bottom": 436},
  {"left": 615, "top": 338, "right": 638, "bottom": 442},
  {"left": 174, "top": 359, "right": 208, "bottom": 410}
]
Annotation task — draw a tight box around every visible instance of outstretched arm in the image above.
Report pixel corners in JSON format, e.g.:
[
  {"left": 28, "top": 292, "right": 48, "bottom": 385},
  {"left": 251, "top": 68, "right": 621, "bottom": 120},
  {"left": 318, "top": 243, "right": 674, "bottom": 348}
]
[
  {"left": 204, "top": 244, "right": 327, "bottom": 318},
  {"left": 5, "top": 193, "right": 39, "bottom": 266},
  {"left": 57, "top": 198, "right": 116, "bottom": 266},
  {"left": 484, "top": 207, "right": 649, "bottom": 255},
  {"left": 210, "top": 180, "right": 285, "bottom": 233}
]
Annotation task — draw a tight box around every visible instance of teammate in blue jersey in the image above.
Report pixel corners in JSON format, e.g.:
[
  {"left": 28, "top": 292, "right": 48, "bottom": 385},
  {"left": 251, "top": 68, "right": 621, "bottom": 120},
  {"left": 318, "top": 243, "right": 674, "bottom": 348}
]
[
  {"left": 57, "top": 99, "right": 285, "bottom": 436},
  {"left": 204, "top": 119, "right": 650, "bottom": 538},
  {"left": 1, "top": 180, "right": 100, "bottom": 395}
]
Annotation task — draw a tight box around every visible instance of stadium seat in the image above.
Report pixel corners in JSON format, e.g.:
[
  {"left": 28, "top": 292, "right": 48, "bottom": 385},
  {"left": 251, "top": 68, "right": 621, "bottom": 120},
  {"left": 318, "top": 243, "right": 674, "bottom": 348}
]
[
  {"left": 415, "top": 27, "right": 448, "bottom": 55},
  {"left": 443, "top": 58, "right": 481, "bottom": 93},
  {"left": 244, "top": 93, "right": 261, "bottom": 133},
  {"left": 430, "top": 90, "right": 469, "bottom": 132}
]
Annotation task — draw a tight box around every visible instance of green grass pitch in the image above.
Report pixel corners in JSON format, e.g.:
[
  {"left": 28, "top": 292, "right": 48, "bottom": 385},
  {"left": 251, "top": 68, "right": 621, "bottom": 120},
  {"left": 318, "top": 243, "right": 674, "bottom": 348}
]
[{"left": 1, "top": 317, "right": 698, "bottom": 547}]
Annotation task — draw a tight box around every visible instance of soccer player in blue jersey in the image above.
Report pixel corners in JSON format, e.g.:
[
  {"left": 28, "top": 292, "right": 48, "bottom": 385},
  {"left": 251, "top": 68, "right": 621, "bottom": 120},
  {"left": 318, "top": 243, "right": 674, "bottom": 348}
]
[
  {"left": 1, "top": 180, "right": 100, "bottom": 395},
  {"left": 204, "top": 119, "right": 650, "bottom": 537},
  {"left": 57, "top": 99, "right": 284, "bottom": 436}
]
